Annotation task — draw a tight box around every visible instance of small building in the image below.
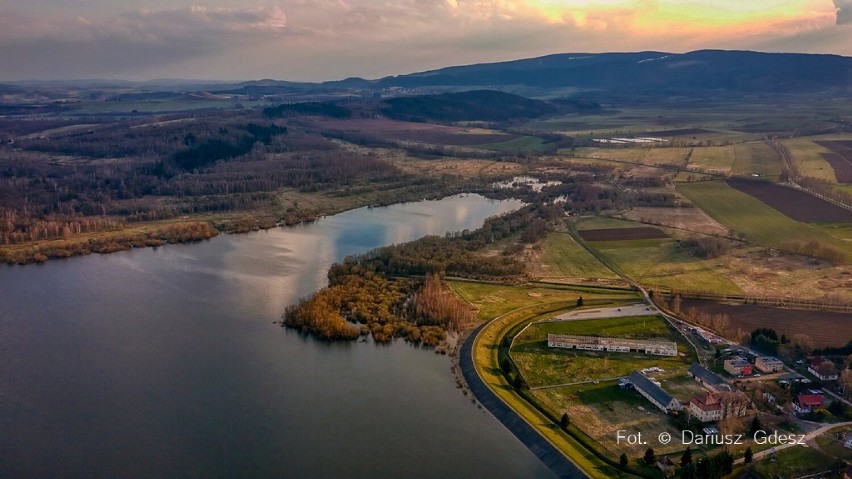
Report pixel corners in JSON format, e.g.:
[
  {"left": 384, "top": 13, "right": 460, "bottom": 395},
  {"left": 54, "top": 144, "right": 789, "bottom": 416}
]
[
  {"left": 628, "top": 371, "right": 682, "bottom": 413},
  {"left": 656, "top": 457, "right": 676, "bottom": 476},
  {"left": 688, "top": 391, "right": 749, "bottom": 422},
  {"left": 724, "top": 358, "right": 752, "bottom": 376},
  {"left": 688, "top": 363, "right": 732, "bottom": 392},
  {"left": 808, "top": 358, "right": 839, "bottom": 381},
  {"left": 793, "top": 393, "right": 824, "bottom": 414},
  {"left": 754, "top": 356, "right": 784, "bottom": 373}
]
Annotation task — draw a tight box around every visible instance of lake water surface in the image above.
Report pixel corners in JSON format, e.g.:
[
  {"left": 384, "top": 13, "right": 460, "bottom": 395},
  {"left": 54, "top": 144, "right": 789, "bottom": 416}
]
[{"left": 0, "top": 195, "right": 555, "bottom": 478}]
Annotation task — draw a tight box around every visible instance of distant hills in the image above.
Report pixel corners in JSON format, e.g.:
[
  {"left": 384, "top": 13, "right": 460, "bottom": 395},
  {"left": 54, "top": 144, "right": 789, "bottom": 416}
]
[
  {"left": 380, "top": 90, "right": 556, "bottom": 122},
  {"left": 3, "top": 50, "right": 852, "bottom": 104},
  {"left": 364, "top": 50, "right": 852, "bottom": 95}
]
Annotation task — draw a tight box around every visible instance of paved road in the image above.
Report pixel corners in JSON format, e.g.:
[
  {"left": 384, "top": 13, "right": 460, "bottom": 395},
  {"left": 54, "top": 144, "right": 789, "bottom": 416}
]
[
  {"left": 549, "top": 303, "right": 656, "bottom": 321},
  {"left": 460, "top": 323, "right": 589, "bottom": 479}
]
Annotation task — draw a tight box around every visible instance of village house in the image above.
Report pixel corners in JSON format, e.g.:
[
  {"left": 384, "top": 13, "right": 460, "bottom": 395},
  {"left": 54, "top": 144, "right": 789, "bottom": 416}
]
[
  {"left": 723, "top": 358, "right": 752, "bottom": 376},
  {"left": 628, "top": 371, "right": 682, "bottom": 413},
  {"left": 754, "top": 356, "right": 784, "bottom": 373},
  {"left": 793, "top": 392, "right": 824, "bottom": 414},
  {"left": 808, "top": 358, "right": 839, "bottom": 381}
]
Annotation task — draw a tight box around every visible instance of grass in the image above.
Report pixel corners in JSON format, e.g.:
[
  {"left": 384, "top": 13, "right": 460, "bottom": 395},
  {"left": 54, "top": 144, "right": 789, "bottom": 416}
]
[
  {"left": 470, "top": 300, "right": 639, "bottom": 478},
  {"left": 588, "top": 238, "right": 743, "bottom": 294},
  {"left": 748, "top": 446, "right": 838, "bottom": 479},
  {"left": 730, "top": 141, "right": 782, "bottom": 179},
  {"left": 782, "top": 139, "right": 838, "bottom": 182},
  {"left": 677, "top": 180, "right": 852, "bottom": 257},
  {"left": 538, "top": 231, "right": 619, "bottom": 280},
  {"left": 450, "top": 280, "right": 640, "bottom": 321},
  {"left": 511, "top": 315, "right": 694, "bottom": 386},
  {"left": 687, "top": 145, "right": 735, "bottom": 174},
  {"left": 575, "top": 216, "right": 642, "bottom": 231}
]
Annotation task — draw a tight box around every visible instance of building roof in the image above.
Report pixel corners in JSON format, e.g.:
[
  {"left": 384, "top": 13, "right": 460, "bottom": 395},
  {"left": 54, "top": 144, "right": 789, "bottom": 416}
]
[
  {"left": 629, "top": 370, "right": 675, "bottom": 407},
  {"left": 690, "top": 393, "right": 722, "bottom": 412},
  {"left": 757, "top": 356, "right": 783, "bottom": 364},
  {"left": 797, "top": 394, "right": 824, "bottom": 407},
  {"left": 725, "top": 359, "right": 751, "bottom": 367},
  {"left": 689, "top": 363, "right": 727, "bottom": 387}
]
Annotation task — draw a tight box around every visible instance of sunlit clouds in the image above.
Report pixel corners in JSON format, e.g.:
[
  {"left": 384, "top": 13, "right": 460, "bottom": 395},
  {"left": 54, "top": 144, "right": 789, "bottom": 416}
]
[{"left": 0, "top": 0, "right": 848, "bottom": 81}]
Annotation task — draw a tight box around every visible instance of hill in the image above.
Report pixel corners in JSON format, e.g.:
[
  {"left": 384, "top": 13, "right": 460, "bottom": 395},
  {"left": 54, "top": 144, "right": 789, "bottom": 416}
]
[
  {"left": 379, "top": 90, "right": 556, "bottom": 122},
  {"left": 368, "top": 50, "right": 852, "bottom": 97}
]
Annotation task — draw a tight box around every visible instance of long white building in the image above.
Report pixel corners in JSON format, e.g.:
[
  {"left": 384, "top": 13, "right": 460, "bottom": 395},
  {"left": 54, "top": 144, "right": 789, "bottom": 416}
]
[{"left": 547, "top": 334, "right": 678, "bottom": 356}]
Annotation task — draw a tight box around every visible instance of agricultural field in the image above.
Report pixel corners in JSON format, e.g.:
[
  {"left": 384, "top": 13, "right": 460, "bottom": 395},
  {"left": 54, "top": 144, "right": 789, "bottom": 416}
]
[
  {"left": 573, "top": 146, "right": 692, "bottom": 167},
  {"left": 816, "top": 140, "right": 852, "bottom": 183},
  {"left": 678, "top": 299, "right": 852, "bottom": 347},
  {"left": 574, "top": 216, "right": 645, "bottom": 231},
  {"left": 686, "top": 145, "right": 735, "bottom": 175},
  {"left": 531, "top": 231, "right": 623, "bottom": 283},
  {"left": 728, "top": 179, "right": 852, "bottom": 224},
  {"left": 577, "top": 226, "right": 669, "bottom": 241},
  {"left": 618, "top": 206, "right": 731, "bottom": 237},
  {"left": 783, "top": 139, "right": 842, "bottom": 182},
  {"left": 730, "top": 141, "right": 782, "bottom": 179},
  {"left": 588, "top": 237, "right": 743, "bottom": 294},
  {"left": 677, "top": 180, "right": 852, "bottom": 258}
]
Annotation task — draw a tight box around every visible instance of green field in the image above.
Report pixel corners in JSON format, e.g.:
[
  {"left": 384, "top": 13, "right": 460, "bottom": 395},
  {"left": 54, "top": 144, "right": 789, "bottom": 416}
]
[
  {"left": 687, "top": 145, "right": 735, "bottom": 174},
  {"left": 678, "top": 180, "right": 852, "bottom": 257},
  {"left": 449, "top": 281, "right": 640, "bottom": 321},
  {"left": 588, "top": 238, "right": 742, "bottom": 294},
  {"left": 511, "top": 315, "right": 693, "bottom": 386},
  {"left": 538, "top": 232, "right": 620, "bottom": 280},
  {"left": 748, "top": 446, "right": 838, "bottom": 479},
  {"left": 783, "top": 139, "right": 839, "bottom": 182},
  {"left": 574, "top": 216, "right": 642, "bottom": 231},
  {"left": 730, "top": 142, "right": 782, "bottom": 179},
  {"left": 475, "top": 135, "right": 551, "bottom": 153}
]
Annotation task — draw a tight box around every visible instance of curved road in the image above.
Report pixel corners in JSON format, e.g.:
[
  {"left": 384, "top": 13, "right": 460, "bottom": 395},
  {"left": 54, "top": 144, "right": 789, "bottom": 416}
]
[{"left": 459, "top": 323, "right": 589, "bottom": 479}]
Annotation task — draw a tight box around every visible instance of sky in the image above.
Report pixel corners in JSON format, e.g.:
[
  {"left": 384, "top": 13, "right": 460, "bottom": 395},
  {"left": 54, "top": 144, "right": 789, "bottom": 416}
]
[{"left": 1, "top": 0, "right": 851, "bottom": 82}]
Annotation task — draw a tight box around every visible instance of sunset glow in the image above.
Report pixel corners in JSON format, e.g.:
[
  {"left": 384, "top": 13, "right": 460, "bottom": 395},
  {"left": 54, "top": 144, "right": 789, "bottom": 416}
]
[{"left": 0, "top": 0, "right": 848, "bottom": 81}]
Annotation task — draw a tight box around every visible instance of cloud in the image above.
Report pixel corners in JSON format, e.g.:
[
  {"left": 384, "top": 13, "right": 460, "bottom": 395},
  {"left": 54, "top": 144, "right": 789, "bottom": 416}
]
[
  {"left": 836, "top": 0, "right": 852, "bottom": 24},
  {"left": 0, "top": 6, "right": 290, "bottom": 79}
]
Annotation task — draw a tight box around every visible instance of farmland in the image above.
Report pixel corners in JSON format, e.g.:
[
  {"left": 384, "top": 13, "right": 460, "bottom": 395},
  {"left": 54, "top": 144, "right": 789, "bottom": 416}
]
[
  {"left": 730, "top": 141, "right": 782, "bottom": 179},
  {"left": 727, "top": 179, "right": 852, "bottom": 224},
  {"left": 677, "top": 180, "right": 852, "bottom": 258},
  {"left": 532, "top": 231, "right": 622, "bottom": 283},
  {"left": 577, "top": 226, "right": 669, "bottom": 241},
  {"left": 679, "top": 299, "right": 852, "bottom": 347},
  {"left": 816, "top": 140, "right": 852, "bottom": 182}
]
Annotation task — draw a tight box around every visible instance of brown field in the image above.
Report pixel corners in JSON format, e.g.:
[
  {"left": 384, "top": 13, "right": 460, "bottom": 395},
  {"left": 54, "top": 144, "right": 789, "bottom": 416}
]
[
  {"left": 651, "top": 128, "right": 716, "bottom": 137},
  {"left": 679, "top": 299, "right": 852, "bottom": 347},
  {"left": 577, "top": 226, "right": 669, "bottom": 241},
  {"left": 728, "top": 179, "right": 852, "bottom": 224},
  {"left": 310, "top": 118, "right": 518, "bottom": 146},
  {"left": 816, "top": 141, "right": 852, "bottom": 183},
  {"left": 619, "top": 206, "right": 730, "bottom": 237}
]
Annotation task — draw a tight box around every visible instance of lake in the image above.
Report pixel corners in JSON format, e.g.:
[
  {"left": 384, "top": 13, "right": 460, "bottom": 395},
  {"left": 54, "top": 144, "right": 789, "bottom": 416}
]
[{"left": 0, "top": 195, "right": 555, "bottom": 478}]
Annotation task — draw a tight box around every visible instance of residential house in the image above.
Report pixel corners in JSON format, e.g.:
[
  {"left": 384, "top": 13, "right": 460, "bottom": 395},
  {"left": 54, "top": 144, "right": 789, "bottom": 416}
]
[
  {"left": 793, "top": 393, "right": 824, "bottom": 414},
  {"left": 724, "top": 358, "right": 752, "bottom": 376},
  {"left": 808, "top": 358, "right": 839, "bottom": 381},
  {"left": 754, "top": 356, "right": 784, "bottom": 373}
]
